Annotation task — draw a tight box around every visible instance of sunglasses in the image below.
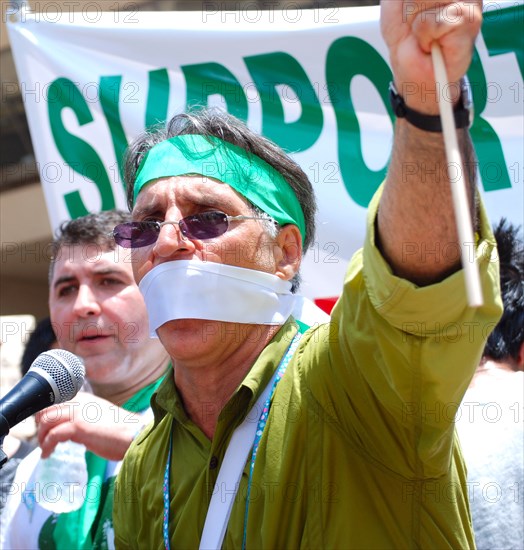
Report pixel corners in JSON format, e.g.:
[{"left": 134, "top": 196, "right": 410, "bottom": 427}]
[{"left": 113, "top": 210, "right": 271, "bottom": 248}]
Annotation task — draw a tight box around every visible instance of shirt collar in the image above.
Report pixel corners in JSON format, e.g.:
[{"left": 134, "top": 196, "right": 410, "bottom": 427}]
[{"left": 150, "top": 318, "right": 299, "bottom": 430}]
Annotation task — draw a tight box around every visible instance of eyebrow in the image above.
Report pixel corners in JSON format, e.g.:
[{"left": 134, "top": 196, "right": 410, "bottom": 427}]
[
  {"left": 133, "top": 195, "right": 233, "bottom": 220},
  {"left": 52, "top": 268, "right": 129, "bottom": 290},
  {"left": 132, "top": 202, "right": 162, "bottom": 220},
  {"left": 52, "top": 275, "right": 77, "bottom": 290}
]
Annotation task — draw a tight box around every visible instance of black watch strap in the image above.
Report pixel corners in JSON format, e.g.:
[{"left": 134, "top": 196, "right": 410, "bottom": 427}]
[{"left": 389, "top": 81, "right": 472, "bottom": 132}]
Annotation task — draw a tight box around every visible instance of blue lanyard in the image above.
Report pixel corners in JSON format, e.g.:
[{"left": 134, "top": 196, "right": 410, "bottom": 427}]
[
  {"left": 163, "top": 332, "right": 302, "bottom": 550},
  {"left": 163, "top": 429, "right": 173, "bottom": 549}
]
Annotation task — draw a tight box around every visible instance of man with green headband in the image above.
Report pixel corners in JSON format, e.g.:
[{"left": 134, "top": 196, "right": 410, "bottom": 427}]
[
  {"left": 1, "top": 211, "right": 170, "bottom": 549},
  {"left": 114, "top": 1, "right": 501, "bottom": 548}
]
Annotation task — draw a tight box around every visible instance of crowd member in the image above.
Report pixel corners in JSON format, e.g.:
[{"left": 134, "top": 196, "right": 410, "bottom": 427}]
[
  {"left": 20, "top": 316, "right": 58, "bottom": 376},
  {"left": 457, "top": 219, "right": 523, "bottom": 549},
  {"left": 0, "top": 317, "right": 57, "bottom": 515},
  {"left": 113, "top": 1, "right": 501, "bottom": 548},
  {"left": 1, "top": 210, "right": 170, "bottom": 549}
]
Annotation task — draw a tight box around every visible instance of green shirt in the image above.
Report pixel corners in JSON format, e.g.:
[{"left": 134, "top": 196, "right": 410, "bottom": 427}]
[{"left": 114, "top": 193, "right": 502, "bottom": 549}]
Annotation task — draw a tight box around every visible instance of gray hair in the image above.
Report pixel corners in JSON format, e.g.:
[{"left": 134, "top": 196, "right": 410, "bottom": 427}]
[{"left": 123, "top": 108, "right": 317, "bottom": 292}]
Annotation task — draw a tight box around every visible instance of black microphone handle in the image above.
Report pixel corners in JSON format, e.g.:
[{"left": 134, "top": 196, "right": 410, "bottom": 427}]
[{"left": 0, "top": 371, "right": 56, "bottom": 437}]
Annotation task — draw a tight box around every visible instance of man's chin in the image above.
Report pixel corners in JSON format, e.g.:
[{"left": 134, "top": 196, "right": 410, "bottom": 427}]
[
  {"left": 157, "top": 317, "right": 211, "bottom": 334},
  {"left": 157, "top": 318, "right": 224, "bottom": 347}
]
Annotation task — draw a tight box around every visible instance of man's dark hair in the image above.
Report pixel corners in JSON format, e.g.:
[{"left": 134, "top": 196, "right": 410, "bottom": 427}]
[
  {"left": 123, "top": 108, "right": 317, "bottom": 291},
  {"left": 49, "top": 210, "right": 131, "bottom": 282},
  {"left": 21, "top": 316, "right": 57, "bottom": 376},
  {"left": 484, "top": 218, "right": 524, "bottom": 364}
]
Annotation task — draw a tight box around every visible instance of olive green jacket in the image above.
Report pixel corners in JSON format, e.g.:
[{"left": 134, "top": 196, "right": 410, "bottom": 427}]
[{"left": 114, "top": 193, "right": 501, "bottom": 549}]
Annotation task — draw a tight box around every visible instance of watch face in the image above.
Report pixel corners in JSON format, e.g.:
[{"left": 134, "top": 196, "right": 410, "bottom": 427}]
[
  {"left": 389, "top": 82, "right": 405, "bottom": 117},
  {"left": 461, "top": 77, "right": 474, "bottom": 127}
]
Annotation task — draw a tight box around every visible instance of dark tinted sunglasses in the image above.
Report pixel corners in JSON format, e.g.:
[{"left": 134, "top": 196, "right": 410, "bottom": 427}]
[{"left": 112, "top": 210, "right": 271, "bottom": 249}]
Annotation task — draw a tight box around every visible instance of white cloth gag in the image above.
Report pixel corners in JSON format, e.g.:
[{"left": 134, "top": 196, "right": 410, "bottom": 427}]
[{"left": 139, "top": 260, "right": 298, "bottom": 336}]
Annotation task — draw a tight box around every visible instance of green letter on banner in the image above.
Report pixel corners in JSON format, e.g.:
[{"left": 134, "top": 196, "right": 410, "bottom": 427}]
[
  {"left": 146, "top": 68, "right": 170, "bottom": 127},
  {"left": 468, "top": 48, "right": 512, "bottom": 192},
  {"left": 99, "top": 75, "right": 129, "bottom": 183},
  {"left": 483, "top": 4, "right": 523, "bottom": 79},
  {"left": 48, "top": 78, "right": 115, "bottom": 218},
  {"left": 468, "top": 3, "right": 523, "bottom": 191},
  {"left": 244, "top": 52, "right": 322, "bottom": 152},
  {"left": 326, "top": 37, "right": 392, "bottom": 207},
  {"left": 182, "top": 62, "right": 248, "bottom": 122}
]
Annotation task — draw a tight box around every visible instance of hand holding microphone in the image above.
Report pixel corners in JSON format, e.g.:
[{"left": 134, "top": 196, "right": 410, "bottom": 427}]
[
  {"left": 0, "top": 349, "right": 84, "bottom": 470},
  {"left": 0, "top": 349, "right": 85, "bottom": 440}
]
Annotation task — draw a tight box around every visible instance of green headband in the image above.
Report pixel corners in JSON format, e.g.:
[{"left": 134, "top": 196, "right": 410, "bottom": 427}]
[{"left": 133, "top": 134, "right": 306, "bottom": 244}]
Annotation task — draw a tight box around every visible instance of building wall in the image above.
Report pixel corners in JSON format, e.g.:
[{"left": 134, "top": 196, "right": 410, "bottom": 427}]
[{"left": 0, "top": 182, "right": 52, "bottom": 318}]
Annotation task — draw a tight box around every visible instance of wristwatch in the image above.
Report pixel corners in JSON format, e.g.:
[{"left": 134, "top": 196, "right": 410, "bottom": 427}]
[{"left": 389, "top": 77, "right": 473, "bottom": 132}]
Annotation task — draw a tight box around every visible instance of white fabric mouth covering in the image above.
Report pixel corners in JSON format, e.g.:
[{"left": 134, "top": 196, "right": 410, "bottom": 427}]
[{"left": 139, "top": 260, "right": 298, "bottom": 336}]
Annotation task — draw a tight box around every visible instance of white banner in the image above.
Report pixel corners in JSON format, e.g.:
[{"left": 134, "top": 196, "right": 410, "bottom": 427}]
[{"left": 6, "top": 2, "right": 524, "bottom": 300}]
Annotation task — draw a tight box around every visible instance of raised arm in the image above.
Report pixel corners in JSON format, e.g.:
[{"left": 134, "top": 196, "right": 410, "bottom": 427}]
[{"left": 378, "top": 0, "right": 482, "bottom": 285}]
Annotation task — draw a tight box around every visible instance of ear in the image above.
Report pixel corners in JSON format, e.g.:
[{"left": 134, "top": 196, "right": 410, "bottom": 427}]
[{"left": 274, "top": 224, "right": 302, "bottom": 282}]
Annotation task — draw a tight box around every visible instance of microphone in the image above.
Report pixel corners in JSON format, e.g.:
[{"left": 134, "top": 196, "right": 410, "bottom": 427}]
[{"left": 0, "top": 349, "right": 85, "bottom": 438}]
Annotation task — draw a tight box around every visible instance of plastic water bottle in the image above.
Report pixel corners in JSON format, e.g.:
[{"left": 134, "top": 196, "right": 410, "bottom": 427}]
[
  {"left": 36, "top": 440, "right": 88, "bottom": 513},
  {"left": 35, "top": 380, "right": 92, "bottom": 513}
]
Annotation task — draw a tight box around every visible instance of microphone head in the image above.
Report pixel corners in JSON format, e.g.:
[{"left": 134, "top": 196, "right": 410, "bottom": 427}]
[{"left": 29, "top": 349, "right": 85, "bottom": 404}]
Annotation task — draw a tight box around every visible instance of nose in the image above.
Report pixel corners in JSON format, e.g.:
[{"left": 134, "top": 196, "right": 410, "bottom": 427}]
[
  {"left": 152, "top": 220, "right": 196, "bottom": 260},
  {"left": 72, "top": 285, "right": 101, "bottom": 318}
]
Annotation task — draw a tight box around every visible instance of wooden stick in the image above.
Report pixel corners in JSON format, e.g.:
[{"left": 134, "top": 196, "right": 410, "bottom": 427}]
[{"left": 431, "top": 43, "right": 483, "bottom": 307}]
